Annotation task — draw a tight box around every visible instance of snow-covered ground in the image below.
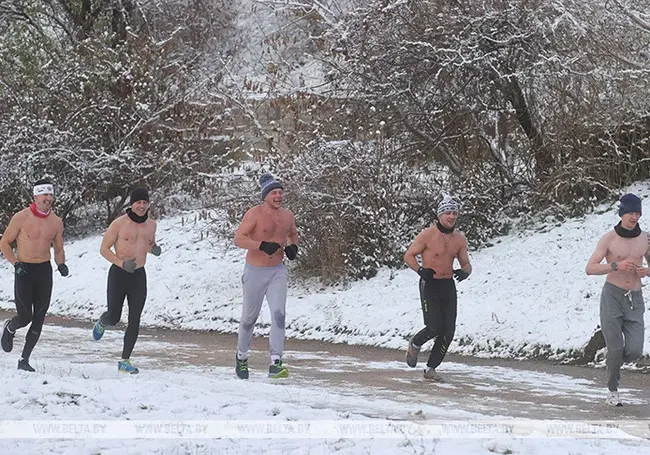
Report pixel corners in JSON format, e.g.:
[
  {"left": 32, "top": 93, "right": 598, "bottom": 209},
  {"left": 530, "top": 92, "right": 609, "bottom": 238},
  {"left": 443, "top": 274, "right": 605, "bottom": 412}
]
[
  {"left": 2, "top": 183, "right": 650, "bottom": 453},
  {"left": 1, "top": 325, "right": 649, "bottom": 454}
]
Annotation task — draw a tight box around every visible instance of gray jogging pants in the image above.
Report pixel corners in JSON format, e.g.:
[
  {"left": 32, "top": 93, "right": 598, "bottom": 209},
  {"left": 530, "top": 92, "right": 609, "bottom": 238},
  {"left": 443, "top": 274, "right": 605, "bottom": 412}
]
[
  {"left": 236, "top": 263, "right": 288, "bottom": 362},
  {"left": 600, "top": 281, "right": 645, "bottom": 391}
]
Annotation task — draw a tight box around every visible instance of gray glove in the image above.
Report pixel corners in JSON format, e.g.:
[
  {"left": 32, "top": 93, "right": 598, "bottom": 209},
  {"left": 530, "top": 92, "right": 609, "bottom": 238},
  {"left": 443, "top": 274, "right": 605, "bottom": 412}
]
[
  {"left": 150, "top": 244, "right": 162, "bottom": 256},
  {"left": 122, "top": 259, "right": 137, "bottom": 273}
]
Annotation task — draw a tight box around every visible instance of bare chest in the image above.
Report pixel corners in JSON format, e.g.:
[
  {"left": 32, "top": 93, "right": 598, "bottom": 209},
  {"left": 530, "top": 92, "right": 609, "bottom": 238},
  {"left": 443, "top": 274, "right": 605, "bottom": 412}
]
[
  {"left": 119, "top": 223, "right": 153, "bottom": 244},
  {"left": 255, "top": 212, "right": 291, "bottom": 238},
  {"left": 20, "top": 217, "right": 57, "bottom": 242},
  {"left": 425, "top": 232, "right": 460, "bottom": 257},
  {"left": 609, "top": 234, "right": 648, "bottom": 260}
]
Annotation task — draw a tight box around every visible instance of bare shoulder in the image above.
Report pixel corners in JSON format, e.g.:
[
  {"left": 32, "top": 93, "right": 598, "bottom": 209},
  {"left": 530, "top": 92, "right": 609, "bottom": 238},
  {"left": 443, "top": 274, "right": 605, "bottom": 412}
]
[
  {"left": 599, "top": 230, "right": 615, "bottom": 243},
  {"left": 453, "top": 229, "right": 468, "bottom": 243},
  {"left": 417, "top": 226, "right": 435, "bottom": 240},
  {"left": 14, "top": 208, "right": 30, "bottom": 221},
  {"left": 51, "top": 213, "right": 64, "bottom": 227},
  {"left": 109, "top": 214, "right": 128, "bottom": 230},
  {"left": 281, "top": 207, "right": 295, "bottom": 219}
]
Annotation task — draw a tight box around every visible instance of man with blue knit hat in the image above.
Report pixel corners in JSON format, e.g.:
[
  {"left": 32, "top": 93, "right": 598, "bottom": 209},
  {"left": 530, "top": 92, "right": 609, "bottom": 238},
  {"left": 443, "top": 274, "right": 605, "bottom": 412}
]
[
  {"left": 233, "top": 173, "right": 299, "bottom": 379},
  {"left": 403, "top": 194, "right": 472, "bottom": 381},
  {"left": 586, "top": 193, "right": 647, "bottom": 406}
]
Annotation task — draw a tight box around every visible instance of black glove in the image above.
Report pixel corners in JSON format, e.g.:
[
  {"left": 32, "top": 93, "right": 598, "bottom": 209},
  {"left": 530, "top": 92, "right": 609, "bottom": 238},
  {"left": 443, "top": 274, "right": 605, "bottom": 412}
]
[
  {"left": 259, "top": 241, "right": 281, "bottom": 255},
  {"left": 284, "top": 244, "right": 298, "bottom": 260},
  {"left": 150, "top": 244, "right": 162, "bottom": 256},
  {"left": 57, "top": 263, "right": 69, "bottom": 277},
  {"left": 14, "top": 262, "right": 27, "bottom": 277},
  {"left": 417, "top": 266, "right": 435, "bottom": 281},
  {"left": 122, "top": 259, "right": 137, "bottom": 273},
  {"left": 453, "top": 269, "right": 469, "bottom": 282}
]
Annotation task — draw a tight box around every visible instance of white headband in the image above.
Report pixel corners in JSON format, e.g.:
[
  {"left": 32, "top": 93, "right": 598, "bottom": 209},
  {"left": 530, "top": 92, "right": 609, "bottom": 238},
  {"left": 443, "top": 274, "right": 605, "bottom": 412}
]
[{"left": 33, "top": 184, "right": 54, "bottom": 196}]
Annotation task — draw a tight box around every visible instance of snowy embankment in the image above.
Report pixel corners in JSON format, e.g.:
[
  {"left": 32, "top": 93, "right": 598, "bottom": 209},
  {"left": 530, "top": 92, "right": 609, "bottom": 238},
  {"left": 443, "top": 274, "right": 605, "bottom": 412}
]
[{"left": 1, "top": 183, "right": 649, "bottom": 360}]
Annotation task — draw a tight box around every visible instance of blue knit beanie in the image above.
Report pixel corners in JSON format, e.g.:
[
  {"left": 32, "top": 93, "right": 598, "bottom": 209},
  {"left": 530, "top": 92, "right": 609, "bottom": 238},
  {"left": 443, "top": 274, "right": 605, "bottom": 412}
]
[
  {"left": 618, "top": 193, "right": 642, "bottom": 217},
  {"left": 260, "top": 173, "right": 283, "bottom": 200}
]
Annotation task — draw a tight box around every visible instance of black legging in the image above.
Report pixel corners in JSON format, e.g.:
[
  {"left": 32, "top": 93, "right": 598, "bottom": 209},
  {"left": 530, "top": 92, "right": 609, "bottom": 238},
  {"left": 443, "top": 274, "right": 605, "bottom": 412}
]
[
  {"left": 9, "top": 261, "right": 53, "bottom": 360},
  {"left": 412, "top": 278, "right": 457, "bottom": 369},
  {"left": 100, "top": 265, "right": 147, "bottom": 359}
]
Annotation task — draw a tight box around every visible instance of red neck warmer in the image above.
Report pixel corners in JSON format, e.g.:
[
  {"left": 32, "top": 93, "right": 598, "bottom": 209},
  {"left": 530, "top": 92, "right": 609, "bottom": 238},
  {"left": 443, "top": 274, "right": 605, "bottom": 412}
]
[{"left": 30, "top": 203, "right": 51, "bottom": 218}]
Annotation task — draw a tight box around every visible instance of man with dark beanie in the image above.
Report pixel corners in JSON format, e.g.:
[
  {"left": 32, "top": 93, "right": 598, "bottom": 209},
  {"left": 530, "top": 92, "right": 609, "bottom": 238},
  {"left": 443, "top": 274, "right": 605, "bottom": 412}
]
[
  {"left": 92, "top": 187, "right": 161, "bottom": 374},
  {"left": 233, "top": 173, "right": 299, "bottom": 379},
  {"left": 586, "top": 193, "right": 647, "bottom": 406},
  {"left": 0, "top": 178, "right": 68, "bottom": 372}
]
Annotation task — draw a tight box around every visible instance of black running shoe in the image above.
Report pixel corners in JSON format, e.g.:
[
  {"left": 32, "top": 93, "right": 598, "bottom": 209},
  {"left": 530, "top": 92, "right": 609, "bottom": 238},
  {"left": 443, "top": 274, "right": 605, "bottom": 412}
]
[
  {"left": 235, "top": 354, "right": 249, "bottom": 379},
  {"left": 268, "top": 359, "right": 288, "bottom": 378},
  {"left": 18, "top": 358, "right": 35, "bottom": 372},
  {"left": 406, "top": 337, "right": 420, "bottom": 368},
  {"left": 2, "top": 320, "right": 14, "bottom": 353}
]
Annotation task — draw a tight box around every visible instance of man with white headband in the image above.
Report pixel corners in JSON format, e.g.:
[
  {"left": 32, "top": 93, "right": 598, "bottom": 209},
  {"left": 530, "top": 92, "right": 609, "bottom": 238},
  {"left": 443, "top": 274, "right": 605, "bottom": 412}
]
[
  {"left": 0, "top": 178, "right": 69, "bottom": 372},
  {"left": 403, "top": 194, "right": 472, "bottom": 381}
]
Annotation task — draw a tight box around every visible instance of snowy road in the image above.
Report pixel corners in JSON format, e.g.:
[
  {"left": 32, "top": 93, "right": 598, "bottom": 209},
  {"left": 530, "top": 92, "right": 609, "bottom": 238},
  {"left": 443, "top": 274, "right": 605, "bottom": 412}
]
[
  {"left": 2, "top": 310, "right": 650, "bottom": 454},
  {"left": 7, "top": 310, "right": 649, "bottom": 421}
]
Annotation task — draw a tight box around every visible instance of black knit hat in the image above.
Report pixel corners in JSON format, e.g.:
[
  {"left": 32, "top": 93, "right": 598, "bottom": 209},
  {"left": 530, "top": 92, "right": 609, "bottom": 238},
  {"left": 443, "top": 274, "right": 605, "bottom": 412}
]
[{"left": 130, "top": 187, "right": 150, "bottom": 205}]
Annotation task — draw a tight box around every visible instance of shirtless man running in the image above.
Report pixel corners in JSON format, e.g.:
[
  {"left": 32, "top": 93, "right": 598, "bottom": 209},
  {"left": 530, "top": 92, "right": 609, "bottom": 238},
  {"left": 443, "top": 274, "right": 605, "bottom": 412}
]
[
  {"left": 92, "top": 187, "right": 161, "bottom": 374},
  {"left": 586, "top": 193, "right": 647, "bottom": 406},
  {"left": 0, "top": 178, "right": 68, "bottom": 372},
  {"left": 233, "top": 173, "right": 299, "bottom": 379},
  {"left": 403, "top": 195, "right": 472, "bottom": 381}
]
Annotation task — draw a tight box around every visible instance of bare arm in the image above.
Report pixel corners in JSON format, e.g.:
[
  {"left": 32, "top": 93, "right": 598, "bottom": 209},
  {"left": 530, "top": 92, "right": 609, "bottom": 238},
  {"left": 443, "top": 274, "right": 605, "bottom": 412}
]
[
  {"left": 100, "top": 219, "right": 123, "bottom": 267},
  {"left": 151, "top": 221, "right": 158, "bottom": 247},
  {"left": 403, "top": 232, "right": 427, "bottom": 272},
  {"left": 0, "top": 212, "right": 25, "bottom": 265},
  {"left": 585, "top": 235, "right": 613, "bottom": 275},
  {"left": 234, "top": 209, "right": 261, "bottom": 250},
  {"left": 287, "top": 213, "right": 298, "bottom": 245},
  {"left": 53, "top": 218, "right": 66, "bottom": 265},
  {"left": 456, "top": 236, "right": 472, "bottom": 275}
]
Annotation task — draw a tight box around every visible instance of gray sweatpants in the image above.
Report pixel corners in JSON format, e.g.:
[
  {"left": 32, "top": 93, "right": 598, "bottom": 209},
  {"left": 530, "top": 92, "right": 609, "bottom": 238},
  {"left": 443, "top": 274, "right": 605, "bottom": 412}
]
[
  {"left": 236, "top": 264, "right": 288, "bottom": 363},
  {"left": 600, "top": 281, "right": 645, "bottom": 391}
]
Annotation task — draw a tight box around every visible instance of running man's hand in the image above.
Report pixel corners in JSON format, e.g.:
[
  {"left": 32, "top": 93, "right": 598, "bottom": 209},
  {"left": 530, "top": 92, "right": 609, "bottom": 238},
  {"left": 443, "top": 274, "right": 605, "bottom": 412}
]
[
  {"left": 453, "top": 269, "right": 469, "bottom": 282},
  {"left": 122, "top": 259, "right": 137, "bottom": 273},
  {"left": 284, "top": 244, "right": 298, "bottom": 260},
  {"left": 150, "top": 244, "right": 162, "bottom": 256},
  {"left": 417, "top": 267, "right": 435, "bottom": 281},
  {"left": 14, "top": 262, "right": 27, "bottom": 277},
  {"left": 635, "top": 265, "right": 647, "bottom": 278},
  {"left": 617, "top": 260, "right": 639, "bottom": 273},
  {"left": 57, "top": 263, "right": 69, "bottom": 277},
  {"left": 259, "top": 241, "right": 281, "bottom": 255}
]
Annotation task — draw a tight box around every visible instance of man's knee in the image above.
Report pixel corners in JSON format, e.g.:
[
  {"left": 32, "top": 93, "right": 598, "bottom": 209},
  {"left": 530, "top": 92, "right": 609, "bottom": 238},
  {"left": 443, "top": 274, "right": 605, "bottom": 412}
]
[
  {"left": 607, "top": 346, "right": 624, "bottom": 361},
  {"left": 272, "top": 310, "right": 285, "bottom": 329},
  {"left": 624, "top": 346, "right": 643, "bottom": 362},
  {"left": 240, "top": 317, "right": 257, "bottom": 332},
  {"left": 16, "top": 314, "right": 33, "bottom": 328},
  {"left": 423, "top": 325, "right": 438, "bottom": 339}
]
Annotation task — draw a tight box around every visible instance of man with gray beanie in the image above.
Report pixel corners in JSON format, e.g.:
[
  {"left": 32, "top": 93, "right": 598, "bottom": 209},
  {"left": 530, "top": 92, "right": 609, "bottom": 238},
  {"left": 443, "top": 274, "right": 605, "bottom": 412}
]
[
  {"left": 233, "top": 173, "right": 299, "bottom": 379},
  {"left": 92, "top": 187, "right": 162, "bottom": 375},
  {"left": 586, "top": 193, "right": 647, "bottom": 406},
  {"left": 403, "top": 194, "right": 472, "bottom": 381}
]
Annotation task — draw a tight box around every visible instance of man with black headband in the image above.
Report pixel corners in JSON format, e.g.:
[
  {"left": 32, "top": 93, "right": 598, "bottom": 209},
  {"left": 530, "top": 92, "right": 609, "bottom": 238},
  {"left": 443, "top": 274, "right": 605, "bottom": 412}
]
[
  {"left": 403, "top": 194, "right": 472, "bottom": 381},
  {"left": 0, "top": 178, "right": 68, "bottom": 372},
  {"left": 586, "top": 193, "right": 647, "bottom": 406},
  {"left": 92, "top": 187, "right": 160, "bottom": 374}
]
